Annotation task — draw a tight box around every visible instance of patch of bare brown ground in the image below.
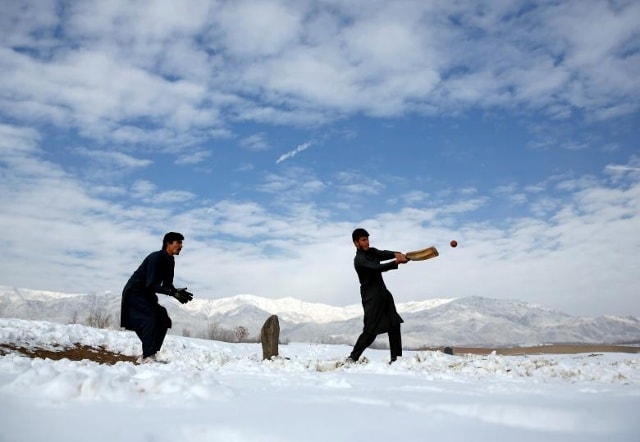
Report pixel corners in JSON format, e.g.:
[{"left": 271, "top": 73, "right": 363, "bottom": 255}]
[
  {"left": 2, "top": 343, "right": 639, "bottom": 365},
  {"left": 423, "top": 344, "right": 640, "bottom": 356},
  {"left": 0, "top": 343, "right": 137, "bottom": 364}
]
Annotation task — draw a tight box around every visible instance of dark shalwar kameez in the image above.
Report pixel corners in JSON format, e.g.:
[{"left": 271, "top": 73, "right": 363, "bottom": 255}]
[
  {"left": 121, "top": 250, "right": 175, "bottom": 358},
  {"left": 349, "top": 247, "right": 404, "bottom": 361}
]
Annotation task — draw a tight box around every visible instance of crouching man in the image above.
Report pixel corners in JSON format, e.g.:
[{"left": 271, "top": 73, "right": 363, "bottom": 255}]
[{"left": 120, "top": 232, "right": 193, "bottom": 364}]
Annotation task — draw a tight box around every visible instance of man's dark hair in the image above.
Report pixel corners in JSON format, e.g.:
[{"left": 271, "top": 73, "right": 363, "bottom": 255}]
[
  {"left": 352, "top": 228, "right": 369, "bottom": 242},
  {"left": 163, "top": 232, "right": 184, "bottom": 249}
]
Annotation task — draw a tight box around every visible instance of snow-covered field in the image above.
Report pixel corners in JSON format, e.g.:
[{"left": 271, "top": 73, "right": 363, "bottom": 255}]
[{"left": 1, "top": 318, "right": 639, "bottom": 442}]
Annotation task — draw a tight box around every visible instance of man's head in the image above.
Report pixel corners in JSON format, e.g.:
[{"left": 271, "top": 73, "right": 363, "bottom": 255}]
[
  {"left": 162, "top": 232, "right": 184, "bottom": 255},
  {"left": 352, "top": 228, "right": 369, "bottom": 251}
]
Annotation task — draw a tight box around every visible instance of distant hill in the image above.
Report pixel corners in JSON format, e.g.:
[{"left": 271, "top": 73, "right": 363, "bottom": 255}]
[{"left": 1, "top": 286, "right": 639, "bottom": 347}]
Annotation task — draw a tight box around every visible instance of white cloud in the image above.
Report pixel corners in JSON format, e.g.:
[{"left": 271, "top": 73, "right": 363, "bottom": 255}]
[
  {"left": 174, "top": 150, "right": 211, "bottom": 166},
  {"left": 606, "top": 164, "right": 640, "bottom": 173},
  {"left": 129, "top": 180, "right": 155, "bottom": 200},
  {"left": 341, "top": 181, "right": 384, "bottom": 195},
  {"left": 257, "top": 167, "right": 327, "bottom": 201},
  {"left": 2, "top": 0, "right": 638, "bottom": 147},
  {"left": 335, "top": 171, "right": 386, "bottom": 197},
  {"left": 210, "top": 0, "right": 302, "bottom": 57},
  {"left": 73, "top": 147, "right": 152, "bottom": 169},
  {"left": 154, "top": 190, "right": 196, "bottom": 205},
  {"left": 240, "top": 133, "right": 270, "bottom": 151},
  {"left": 401, "top": 190, "right": 429, "bottom": 205},
  {"left": 0, "top": 124, "right": 41, "bottom": 156},
  {"left": 276, "top": 141, "right": 314, "bottom": 164}
]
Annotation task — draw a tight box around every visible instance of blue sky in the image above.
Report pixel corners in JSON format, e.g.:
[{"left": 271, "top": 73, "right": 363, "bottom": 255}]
[{"left": 1, "top": 0, "right": 639, "bottom": 317}]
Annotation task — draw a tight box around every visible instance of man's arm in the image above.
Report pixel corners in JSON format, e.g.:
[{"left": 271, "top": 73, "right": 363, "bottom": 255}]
[
  {"left": 143, "top": 252, "right": 175, "bottom": 295},
  {"left": 355, "top": 251, "right": 399, "bottom": 272},
  {"left": 371, "top": 248, "right": 408, "bottom": 265},
  {"left": 369, "top": 247, "right": 395, "bottom": 261}
]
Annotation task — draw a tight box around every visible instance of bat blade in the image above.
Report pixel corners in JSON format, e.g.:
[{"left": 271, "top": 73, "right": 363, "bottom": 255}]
[{"left": 406, "top": 246, "right": 439, "bottom": 261}]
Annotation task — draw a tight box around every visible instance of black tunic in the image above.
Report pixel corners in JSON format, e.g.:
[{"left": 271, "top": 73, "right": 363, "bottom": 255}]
[
  {"left": 120, "top": 250, "right": 175, "bottom": 330},
  {"left": 354, "top": 247, "right": 404, "bottom": 335}
]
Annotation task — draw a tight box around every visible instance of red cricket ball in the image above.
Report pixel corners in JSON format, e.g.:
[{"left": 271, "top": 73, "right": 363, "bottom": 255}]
[{"left": 450, "top": 240, "right": 458, "bottom": 248}]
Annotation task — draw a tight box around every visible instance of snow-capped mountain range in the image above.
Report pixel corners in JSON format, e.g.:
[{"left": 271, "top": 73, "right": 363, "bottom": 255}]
[{"left": 1, "top": 286, "right": 639, "bottom": 347}]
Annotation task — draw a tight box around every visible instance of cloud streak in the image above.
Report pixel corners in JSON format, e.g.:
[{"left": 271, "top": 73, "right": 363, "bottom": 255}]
[{"left": 276, "top": 141, "right": 314, "bottom": 164}]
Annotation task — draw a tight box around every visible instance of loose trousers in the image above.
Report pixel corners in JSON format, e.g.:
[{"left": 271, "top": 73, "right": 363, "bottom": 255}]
[
  {"left": 349, "top": 324, "right": 402, "bottom": 361},
  {"left": 133, "top": 305, "right": 171, "bottom": 357}
]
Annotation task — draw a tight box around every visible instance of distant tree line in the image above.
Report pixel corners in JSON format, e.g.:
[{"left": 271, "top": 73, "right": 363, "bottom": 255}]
[
  {"left": 194, "top": 322, "right": 253, "bottom": 343},
  {"left": 69, "top": 309, "right": 113, "bottom": 329}
]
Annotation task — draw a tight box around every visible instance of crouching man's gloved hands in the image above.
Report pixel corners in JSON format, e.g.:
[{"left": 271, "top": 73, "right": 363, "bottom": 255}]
[{"left": 171, "top": 287, "right": 194, "bottom": 304}]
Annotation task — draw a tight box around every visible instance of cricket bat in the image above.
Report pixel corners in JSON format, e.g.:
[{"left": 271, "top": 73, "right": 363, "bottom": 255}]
[{"left": 405, "top": 246, "right": 439, "bottom": 261}]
